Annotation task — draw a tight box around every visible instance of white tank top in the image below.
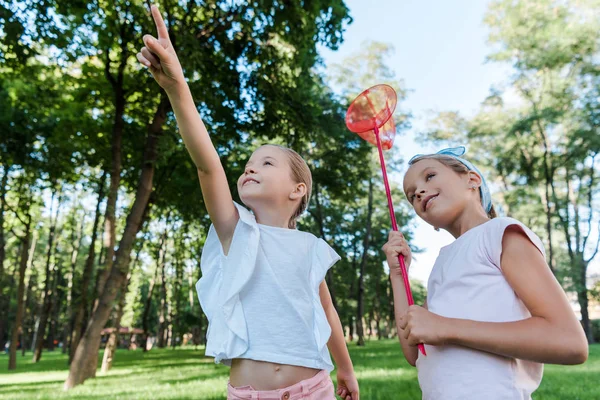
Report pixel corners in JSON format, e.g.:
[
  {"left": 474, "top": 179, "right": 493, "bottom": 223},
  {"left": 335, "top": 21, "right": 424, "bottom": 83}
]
[
  {"left": 417, "top": 217, "right": 545, "bottom": 400},
  {"left": 196, "top": 202, "right": 339, "bottom": 371}
]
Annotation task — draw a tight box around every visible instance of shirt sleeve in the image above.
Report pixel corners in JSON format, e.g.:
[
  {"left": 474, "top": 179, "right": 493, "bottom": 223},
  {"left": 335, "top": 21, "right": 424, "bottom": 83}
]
[
  {"left": 483, "top": 218, "right": 546, "bottom": 271},
  {"left": 310, "top": 238, "right": 341, "bottom": 287},
  {"left": 196, "top": 202, "right": 260, "bottom": 363}
]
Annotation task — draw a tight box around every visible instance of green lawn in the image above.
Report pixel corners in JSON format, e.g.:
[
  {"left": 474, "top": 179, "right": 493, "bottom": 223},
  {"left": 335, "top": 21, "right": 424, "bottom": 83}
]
[{"left": 1, "top": 341, "right": 598, "bottom": 399}]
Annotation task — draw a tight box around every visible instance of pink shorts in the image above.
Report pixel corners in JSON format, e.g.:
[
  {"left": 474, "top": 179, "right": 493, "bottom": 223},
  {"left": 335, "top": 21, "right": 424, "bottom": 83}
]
[{"left": 227, "top": 369, "right": 335, "bottom": 400}]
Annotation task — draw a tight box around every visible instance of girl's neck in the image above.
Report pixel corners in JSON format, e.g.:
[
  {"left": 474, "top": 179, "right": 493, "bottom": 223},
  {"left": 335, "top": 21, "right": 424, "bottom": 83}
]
[
  {"left": 251, "top": 203, "right": 295, "bottom": 229},
  {"left": 445, "top": 207, "right": 490, "bottom": 239}
]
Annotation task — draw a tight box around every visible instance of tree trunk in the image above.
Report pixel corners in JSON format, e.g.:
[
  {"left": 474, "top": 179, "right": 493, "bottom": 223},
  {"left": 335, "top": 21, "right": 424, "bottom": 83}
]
[
  {"left": 70, "top": 174, "right": 106, "bottom": 363},
  {"left": 157, "top": 231, "right": 168, "bottom": 348},
  {"left": 33, "top": 189, "right": 61, "bottom": 362},
  {"left": 356, "top": 178, "right": 373, "bottom": 347},
  {"left": 94, "top": 39, "right": 129, "bottom": 310},
  {"left": 167, "top": 294, "right": 173, "bottom": 348},
  {"left": 8, "top": 214, "right": 32, "bottom": 370},
  {"left": 374, "top": 279, "right": 383, "bottom": 340},
  {"left": 0, "top": 166, "right": 9, "bottom": 350},
  {"left": 554, "top": 167, "right": 595, "bottom": 344},
  {"left": 101, "top": 231, "right": 146, "bottom": 373},
  {"left": 196, "top": 257, "right": 206, "bottom": 344},
  {"left": 64, "top": 95, "right": 168, "bottom": 389},
  {"left": 576, "top": 258, "right": 593, "bottom": 343},
  {"left": 542, "top": 180, "right": 555, "bottom": 273},
  {"left": 100, "top": 276, "right": 128, "bottom": 373},
  {"left": 143, "top": 263, "right": 160, "bottom": 353},
  {"left": 348, "top": 316, "right": 354, "bottom": 342},
  {"left": 188, "top": 266, "right": 194, "bottom": 309},
  {"left": 65, "top": 213, "right": 86, "bottom": 354},
  {"left": 532, "top": 111, "right": 556, "bottom": 274},
  {"left": 22, "top": 253, "right": 37, "bottom": 357},
  {"left": 47, "top": 262, "right": 63, "bottom": 352},
  {"left": 173, "top": 251, "right": 183, "bottom": 348}
]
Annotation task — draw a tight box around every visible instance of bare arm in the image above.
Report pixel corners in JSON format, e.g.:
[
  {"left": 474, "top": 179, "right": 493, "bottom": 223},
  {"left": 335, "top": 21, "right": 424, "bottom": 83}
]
[
  {"left": 445, "top": 227, "right": 587, "bottom": 364},
  {"left": 137, "top": 5, "right": 237, "bottom": 251},
  {"left": 390, "top": 275, "right": 423, "bottom": 367},
  {"left": 319, "top": 281, "right": 359, "bottom": 400},
  {"left": 383, "top": 231, "right": 421, "bottom": 367},
  {"left": 400, "top": 227, "right": 588, "bottom": 365},
  {"left": 168, "top": 84, "right": 238, "bottom": 251}
]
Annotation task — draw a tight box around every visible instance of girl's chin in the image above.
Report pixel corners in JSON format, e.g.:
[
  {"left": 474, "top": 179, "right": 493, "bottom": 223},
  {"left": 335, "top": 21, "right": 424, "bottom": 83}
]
[{"left": 422, "top": 214, "right": 446, "bottom": 229}]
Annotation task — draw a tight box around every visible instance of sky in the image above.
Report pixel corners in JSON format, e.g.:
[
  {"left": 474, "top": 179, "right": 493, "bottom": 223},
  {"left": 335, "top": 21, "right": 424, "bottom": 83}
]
[{"left": 318, "top": 0, "right": 599, "bottom": 285}]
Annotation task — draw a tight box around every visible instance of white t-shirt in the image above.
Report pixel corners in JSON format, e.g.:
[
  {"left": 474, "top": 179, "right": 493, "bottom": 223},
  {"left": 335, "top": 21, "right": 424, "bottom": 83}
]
[
  {"left": 196, "top": 202, "right": 340, "bottom": 371},
  {"left": 417, "top": 218, "right": 545, "bottom": 400}
]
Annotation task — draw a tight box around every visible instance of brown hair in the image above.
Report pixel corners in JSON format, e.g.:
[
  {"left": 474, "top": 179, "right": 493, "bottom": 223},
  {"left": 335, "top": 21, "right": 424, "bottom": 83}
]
[
  {"left": 265, "top": 145, "right": 313, "bottom": 229},
  {"left": 409, "top": 154, "right": 497, "bottom": 219}
]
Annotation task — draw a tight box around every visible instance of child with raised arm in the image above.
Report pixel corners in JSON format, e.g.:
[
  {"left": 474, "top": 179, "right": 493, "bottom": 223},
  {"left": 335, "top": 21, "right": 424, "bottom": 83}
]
[{"left": 137, "top": 5, "right": 359, "bottom": 400}]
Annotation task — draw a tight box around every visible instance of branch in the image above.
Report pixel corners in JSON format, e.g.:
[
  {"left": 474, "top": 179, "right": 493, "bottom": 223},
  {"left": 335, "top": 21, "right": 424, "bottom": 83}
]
[
  {"left": 586, "top": 218, "right": 600, "bottom": 263},
  {"left": 117, "top": 10, "right": 129, "bottom": 83},
  {"left": 9, "top": 226, "right": 23, "bottom": 240},
  {"left": 552, "top": 166, "right": 574, "bottom": 259},
  {"left": 184, "top": 0, "right": 196, "bottom": 25},
  {"left": 582, "top": 154, "right": 597, "bottom": 250},
  {"left": 4, "top": 200, "right": 27, "bottom": 226},
  {"left": 104, "top": 47, "right": 117, "bottom": 88}
]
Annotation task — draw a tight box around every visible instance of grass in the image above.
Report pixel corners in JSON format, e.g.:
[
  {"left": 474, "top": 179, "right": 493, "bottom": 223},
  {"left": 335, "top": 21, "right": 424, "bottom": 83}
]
[{"left": 0, "top": 341, "right": 598, "bottom": 399}]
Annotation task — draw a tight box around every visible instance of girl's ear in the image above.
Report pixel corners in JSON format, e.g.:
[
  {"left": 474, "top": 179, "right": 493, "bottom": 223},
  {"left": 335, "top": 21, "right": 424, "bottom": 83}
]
[
  {"left": 289, "top": 182, "right": 307, "bottom": 200},
  {"left": 467, "top": 171, "right": 483, "bottom": 189}
]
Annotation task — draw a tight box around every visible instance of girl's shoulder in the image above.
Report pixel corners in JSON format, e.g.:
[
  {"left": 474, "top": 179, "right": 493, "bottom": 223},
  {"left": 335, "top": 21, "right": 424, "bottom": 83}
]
[
  {"left": 480, "top": 217, "right": 546, "bottom": 269},
  {"left": 483, "top": 217, "right": 541, "bottom": 243}
]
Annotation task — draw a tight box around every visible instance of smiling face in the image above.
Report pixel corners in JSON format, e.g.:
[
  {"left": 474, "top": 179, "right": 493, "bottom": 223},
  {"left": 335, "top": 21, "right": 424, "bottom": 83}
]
[
  {"left": 236, "top": 145, "right": 310, "bottom": 227},
  {"left": 403, "top": 157, "right": 483, "bottom": 229}
]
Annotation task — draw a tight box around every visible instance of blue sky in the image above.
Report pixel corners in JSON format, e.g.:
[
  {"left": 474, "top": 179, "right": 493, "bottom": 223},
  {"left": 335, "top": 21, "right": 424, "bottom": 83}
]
[{"left": 320, "top": 0, "right": 511, "bottom": 283}]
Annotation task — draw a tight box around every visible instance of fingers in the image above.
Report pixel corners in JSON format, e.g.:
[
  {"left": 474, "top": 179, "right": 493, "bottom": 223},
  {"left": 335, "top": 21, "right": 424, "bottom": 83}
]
[
  {"left": 383, "top": 230, "right": 411, "bottom": 271},
  {"left": 398, "top": 314, "right": 408, "bottom": 330},
  {"left": 385, "top": 245, "right": 408, "bottom": 256},
  {"left": 382, "top": 245, "right": 410, "bottom": 265},
  {"left": 143, "top": 34, "right": 170, "bottom": 61},
  {"left": 150, "top": 5, "right": 169, "bottom": 40},
  {"left": 384, "top": 231, "right": 407, "bottom": 251},
  {"left": 408, "top": 334, "right": 421, "bottom": 347},
  {"left": 338, "top": 386, "right": 349, "bottom": 399},
  {"left": 136, "top": 52, "right": 151, "bottom": 68},
  {"left": 141, "top": 47, "right": 161, "bottom": 69},
  {"left": 387, "top": 230, "right": 404, "bottom": 241}
]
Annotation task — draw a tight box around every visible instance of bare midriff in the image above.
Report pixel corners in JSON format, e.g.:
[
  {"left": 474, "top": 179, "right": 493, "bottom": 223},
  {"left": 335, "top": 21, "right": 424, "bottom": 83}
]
[{"left": 229, "top": 358, "right": 320, "bottom": 390}]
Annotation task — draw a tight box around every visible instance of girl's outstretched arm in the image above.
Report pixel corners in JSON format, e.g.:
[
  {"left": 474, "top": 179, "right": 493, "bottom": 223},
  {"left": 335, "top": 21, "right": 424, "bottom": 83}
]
[
  {"left": 137, "top": 5, "right": 237, "bottom": 251},
  {"left": 319, "top": 281, "right": 359, "bottom": 400},
  {"left": 399, "top": 226, "right": 589, "bottom": 365}
]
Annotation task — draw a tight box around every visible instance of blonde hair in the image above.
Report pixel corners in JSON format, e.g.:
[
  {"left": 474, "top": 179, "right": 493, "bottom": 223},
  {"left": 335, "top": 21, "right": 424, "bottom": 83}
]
[
  {"left": 263, "top": 145, "right": 312, "bottom": 229},
  {"left": 409, "top": 154, "right": 497, "bottom": 219}
]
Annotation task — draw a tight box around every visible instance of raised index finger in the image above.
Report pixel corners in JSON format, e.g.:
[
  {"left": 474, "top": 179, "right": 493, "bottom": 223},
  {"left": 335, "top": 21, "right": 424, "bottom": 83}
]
[{"left": 151, "top": 5, "right": 169, "bottom": 40}]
